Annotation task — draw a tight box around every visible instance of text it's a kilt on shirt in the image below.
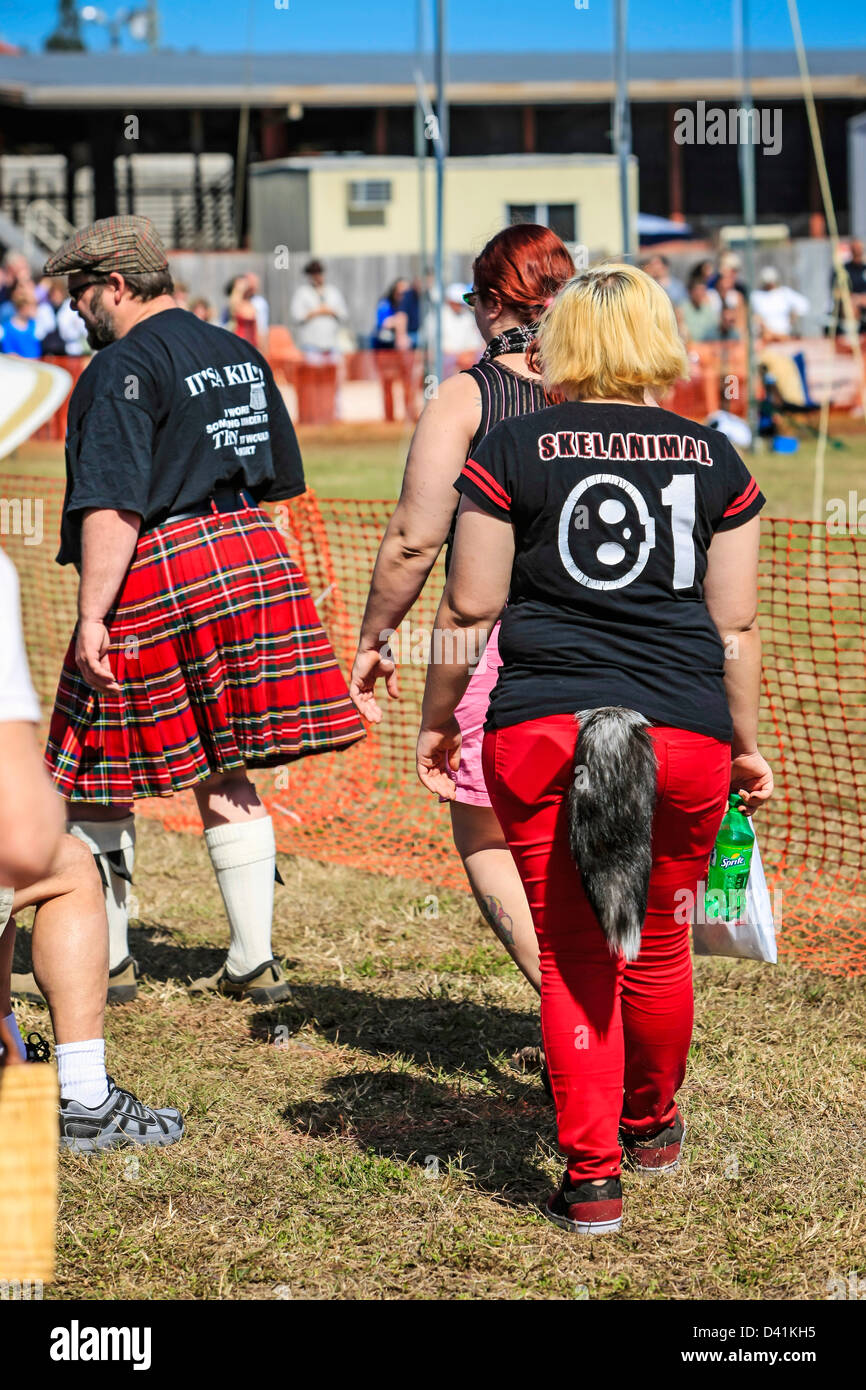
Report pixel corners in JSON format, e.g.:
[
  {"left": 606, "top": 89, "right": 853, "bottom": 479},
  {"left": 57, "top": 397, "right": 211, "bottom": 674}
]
[{"left": 47, "top": 307, "right": 363, "bottom": 801}]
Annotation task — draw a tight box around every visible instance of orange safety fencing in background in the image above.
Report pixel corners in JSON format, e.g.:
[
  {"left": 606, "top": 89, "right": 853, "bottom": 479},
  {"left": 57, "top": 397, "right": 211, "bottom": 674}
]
[{"left": 2, "top": 474, "right": 864, "bottom": 976}]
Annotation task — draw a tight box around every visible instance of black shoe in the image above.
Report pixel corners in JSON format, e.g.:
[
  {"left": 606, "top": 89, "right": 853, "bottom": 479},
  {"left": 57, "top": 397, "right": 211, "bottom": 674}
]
[
  {"left": 59, "top": 1077, "right": 184, "bottom": 1152},
  {"left": 189, "top": 958, "right": 290, "bottom": 1004},
  {"left": 543, "top": 1175, "right": 623, "bottom": 1235},
  {"left": 621, "top": 1113, "right": 685, "bottom": 1174},
  {"left": 107, "top": 955, "right": 139, "bottom": 1004},
  {"left": 25, "top": 1031, "right": 51, "bottom": 1063}
]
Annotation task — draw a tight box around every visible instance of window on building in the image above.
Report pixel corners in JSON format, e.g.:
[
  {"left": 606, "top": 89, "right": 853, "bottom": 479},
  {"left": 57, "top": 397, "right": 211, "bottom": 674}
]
[
  {"left": 507, "top": 201, "right": 578, "bottom": 244},
  {"left": 347, "top": 179, "right": 392, "bottom": 227}
]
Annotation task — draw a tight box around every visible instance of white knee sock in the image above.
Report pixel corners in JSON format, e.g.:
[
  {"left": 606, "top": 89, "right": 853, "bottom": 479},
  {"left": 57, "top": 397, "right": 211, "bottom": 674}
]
[
  {"left": 68, "top": 817, "right": 136, "bottom": 971},
  {"left": 55, "top": 1038, "right": 109, "bottom": 1108},
  {"left": 205, "top": 817, "right": 276, "bottom": 978},
  {"left": 0, "top": 1011, "right": 27, "bottom": 1061}
]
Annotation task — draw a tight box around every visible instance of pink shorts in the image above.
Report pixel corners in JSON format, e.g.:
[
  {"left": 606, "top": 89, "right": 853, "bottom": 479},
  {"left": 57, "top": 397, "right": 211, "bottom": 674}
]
[{"left": 448, "top": 621, "right": 502, "bottom": 807}]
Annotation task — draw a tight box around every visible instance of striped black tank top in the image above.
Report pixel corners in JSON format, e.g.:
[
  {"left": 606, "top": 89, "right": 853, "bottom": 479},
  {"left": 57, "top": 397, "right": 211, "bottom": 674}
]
[{"left": 445, "top": 357, "right": 550, "bottom": 571}]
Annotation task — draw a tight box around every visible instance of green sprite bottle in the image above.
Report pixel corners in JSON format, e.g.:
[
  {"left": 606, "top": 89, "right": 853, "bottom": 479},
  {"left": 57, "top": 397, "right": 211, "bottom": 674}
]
[{"left": 705, "top": 794, "right": 755, "bottom": 922}]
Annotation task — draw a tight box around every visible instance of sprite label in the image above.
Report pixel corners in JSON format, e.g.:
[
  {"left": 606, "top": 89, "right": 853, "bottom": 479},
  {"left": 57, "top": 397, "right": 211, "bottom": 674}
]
[{"left": 705, "top": 795, "right": 755, "bottom": 922}]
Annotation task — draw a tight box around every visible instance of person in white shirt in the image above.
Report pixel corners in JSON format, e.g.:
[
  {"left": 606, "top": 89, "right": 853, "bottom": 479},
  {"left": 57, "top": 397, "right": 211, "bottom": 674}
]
[
  {"left": 422, "top": 283, "right": 485, "bottom": 368},
  {"left": 34, "top": 279, "right": 88, "bottom": 356},
  {"left": 0, "top": 550, "right": 183, "bottom": 1149},
  {"left": 290, "top": 259, "right": 350, "bottom": 361},
  {"left": 751, "top": 267, "right": 809, "bottom": 341}
]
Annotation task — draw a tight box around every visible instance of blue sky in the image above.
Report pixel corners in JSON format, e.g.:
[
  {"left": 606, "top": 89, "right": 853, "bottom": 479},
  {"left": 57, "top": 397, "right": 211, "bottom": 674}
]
[{"left": 1, "top": 0, "right": 864, "bottom": 54}]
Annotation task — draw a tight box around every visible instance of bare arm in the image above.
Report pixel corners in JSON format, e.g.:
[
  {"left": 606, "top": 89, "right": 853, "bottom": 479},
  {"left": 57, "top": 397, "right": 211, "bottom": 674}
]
[
  {"left": 76, "top": 507, "right": 141, "bottom": 693},
  {"left": 350, "top": 371, "right": 480, "bottom": 720},
  {"left": 0, "top": 722, "right": 65, "bottom": 886},
  {"left": 703, "top": 515, "right": 773, "bottom": 812},
  {"left": 417, "top": 498, "right": 514, "bottom": 798}
]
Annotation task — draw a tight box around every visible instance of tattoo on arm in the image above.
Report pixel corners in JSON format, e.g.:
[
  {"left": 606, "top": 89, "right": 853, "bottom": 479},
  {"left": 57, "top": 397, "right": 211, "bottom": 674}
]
[{"left": 476, "top": 893, "right": 515, "bottom": 948}]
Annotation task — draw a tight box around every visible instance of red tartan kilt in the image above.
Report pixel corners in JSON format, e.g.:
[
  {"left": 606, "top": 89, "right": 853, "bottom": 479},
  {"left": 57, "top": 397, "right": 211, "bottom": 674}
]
[{"left": 45, "top": 505, "right": 365, "bottom": 803}]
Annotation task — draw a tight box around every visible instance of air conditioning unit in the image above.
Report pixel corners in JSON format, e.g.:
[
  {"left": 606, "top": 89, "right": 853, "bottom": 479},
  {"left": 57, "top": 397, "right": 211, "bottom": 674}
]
[{"left": 348, "top": 180, "right": 392, "bottom": 211}]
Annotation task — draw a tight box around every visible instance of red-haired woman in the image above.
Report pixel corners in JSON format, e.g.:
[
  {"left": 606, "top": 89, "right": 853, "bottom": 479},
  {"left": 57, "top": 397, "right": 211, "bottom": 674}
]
[{"left": 350, "top": 225, "right": 574, "bottom": 1007}]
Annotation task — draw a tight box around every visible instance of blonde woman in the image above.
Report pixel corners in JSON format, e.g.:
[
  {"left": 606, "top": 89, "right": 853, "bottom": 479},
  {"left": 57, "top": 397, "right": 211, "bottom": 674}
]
[{"left": 416, "top": 264, "right": 773, "bottom": 1235}]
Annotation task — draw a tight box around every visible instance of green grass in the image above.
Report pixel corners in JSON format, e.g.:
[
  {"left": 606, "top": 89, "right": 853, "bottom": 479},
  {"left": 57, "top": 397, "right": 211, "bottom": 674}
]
[
  {"left": 12, "top": 425, "right": 866, "bottom": 514},
  {"left": 10, "top": 819, "right": 866, "bottom": 1302},
  {"left": 5, "top": 420, "right": 865, "bottom": 1300}
]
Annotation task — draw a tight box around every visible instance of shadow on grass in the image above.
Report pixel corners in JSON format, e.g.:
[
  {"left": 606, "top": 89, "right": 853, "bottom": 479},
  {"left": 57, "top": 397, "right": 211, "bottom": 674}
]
[
  {"left": 126, "top": 924, "right": 229, "bottom": 984},
  {"left": 291, "top": 1068, "right": 555, "bottom": 1204},
  {"left": 250, "top": 982, "right": 555, "bottom": 1204},
  {"left": 12, "top": 919, "right": 229, "bottom": 985},
  {"left": 250, "top": 980, "right": 540, "bottom": 1073},
  {"left": 283, "top": 1068, "right": 555, "bottom": 1204}
]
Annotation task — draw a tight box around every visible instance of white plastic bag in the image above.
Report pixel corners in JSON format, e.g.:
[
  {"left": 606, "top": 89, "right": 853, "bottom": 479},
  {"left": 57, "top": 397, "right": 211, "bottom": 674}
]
[{"left": 692, "top": 834, "right": 778, "bottom": 963}]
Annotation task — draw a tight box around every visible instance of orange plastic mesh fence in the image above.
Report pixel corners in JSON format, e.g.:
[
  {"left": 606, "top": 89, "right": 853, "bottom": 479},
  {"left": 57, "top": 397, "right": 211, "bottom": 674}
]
[{"left": 2, "top": 474, "right": 864, "bottom": 975}]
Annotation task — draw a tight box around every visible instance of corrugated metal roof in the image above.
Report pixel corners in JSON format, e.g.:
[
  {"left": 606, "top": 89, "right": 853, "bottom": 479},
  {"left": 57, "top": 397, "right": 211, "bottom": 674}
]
[{"left": 0, "top": 47, "right": 863, "bottom": 94}]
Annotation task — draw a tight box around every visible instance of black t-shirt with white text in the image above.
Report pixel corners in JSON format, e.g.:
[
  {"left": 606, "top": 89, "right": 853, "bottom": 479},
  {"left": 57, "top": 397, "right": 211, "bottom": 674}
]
[
  {"left": 454, "top": 402, "right": 765, "bottom": 743},
  {"left": 58, "top": 308, "right": 305, "bottom": 565}
]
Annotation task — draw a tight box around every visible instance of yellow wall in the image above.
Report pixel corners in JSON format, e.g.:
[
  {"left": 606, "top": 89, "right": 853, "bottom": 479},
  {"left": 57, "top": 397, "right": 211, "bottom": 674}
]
[{"left": 306, "top": 156, "right": 635, "bottom": 260}]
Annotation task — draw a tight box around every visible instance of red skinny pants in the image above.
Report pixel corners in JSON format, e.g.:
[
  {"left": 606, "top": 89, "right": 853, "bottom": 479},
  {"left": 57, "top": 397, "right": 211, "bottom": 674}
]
[{"left": 482, "top": 714, "right": 730, "bottom": 1182}]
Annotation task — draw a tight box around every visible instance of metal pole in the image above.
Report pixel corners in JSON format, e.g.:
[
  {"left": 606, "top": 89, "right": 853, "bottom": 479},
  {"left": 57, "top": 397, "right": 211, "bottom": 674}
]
[
  {"left": 415, "top": 0, "right": 429, "bottom": 373},
  {"left": 433, "top": 0, "right": 448, "bottom": 385},
  {"left": 733, "top": 0, "right": 757, "bottom": 437},
  {"left": 613, "top": 0, "right": 632, "bottom": 259},
  {"left": 148, "top": 0, "right": 160, "bottom": 51}
]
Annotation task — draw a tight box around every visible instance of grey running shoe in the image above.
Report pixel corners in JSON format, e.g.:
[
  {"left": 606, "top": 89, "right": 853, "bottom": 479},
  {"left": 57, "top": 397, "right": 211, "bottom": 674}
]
[{"left": 60, "top": 1077, "right": 184, "bottom": 1152}]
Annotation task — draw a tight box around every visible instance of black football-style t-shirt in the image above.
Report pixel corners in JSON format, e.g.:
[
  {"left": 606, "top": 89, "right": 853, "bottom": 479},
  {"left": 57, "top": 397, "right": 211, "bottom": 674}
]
[
  {"left": 58, "top": 307, "right": 305, "bottom": 565},
  {"left": 454, "top": 401, "right": 765, "bottom": 743}
]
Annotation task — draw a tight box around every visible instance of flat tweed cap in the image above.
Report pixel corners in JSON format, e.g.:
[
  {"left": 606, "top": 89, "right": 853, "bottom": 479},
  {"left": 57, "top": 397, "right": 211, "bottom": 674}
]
[{"left": 44, "top": 215, "right": 169, "bottom": 277}]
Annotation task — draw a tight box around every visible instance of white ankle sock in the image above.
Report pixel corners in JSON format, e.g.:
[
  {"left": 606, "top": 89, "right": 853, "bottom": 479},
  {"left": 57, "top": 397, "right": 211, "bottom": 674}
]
[
  {"left": 55, "top": 1038, "right": 109, "bottom": 1108},
  {"left": 1, "top": 1011, "right": 27, "bottom": 1061},
  {"left": 205, "top": 817, "right": 276, "bottom": 978},
  {"left": 69, "top": 817, "right": 136, "bottom": 971}
]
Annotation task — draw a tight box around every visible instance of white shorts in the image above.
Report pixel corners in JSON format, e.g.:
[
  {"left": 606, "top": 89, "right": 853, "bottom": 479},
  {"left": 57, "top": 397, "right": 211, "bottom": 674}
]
[{"left": 0, "top": 885, "right": 14, "bottom": 933}]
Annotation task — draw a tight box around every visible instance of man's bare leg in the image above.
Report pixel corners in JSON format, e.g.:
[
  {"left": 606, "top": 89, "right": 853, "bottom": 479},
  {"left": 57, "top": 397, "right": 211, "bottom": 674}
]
[
  {"left": 4, "top": 832, "right": 184, "bottom": 1144},
  {"left": 22, "top": 834, "right": 107, "bottom": 1045},
  {"left": 4, "top": 834, "right": 108, "bottom": 1105},
  {"left": 193, "top": 770, "right": 267, "bottom": 830}
]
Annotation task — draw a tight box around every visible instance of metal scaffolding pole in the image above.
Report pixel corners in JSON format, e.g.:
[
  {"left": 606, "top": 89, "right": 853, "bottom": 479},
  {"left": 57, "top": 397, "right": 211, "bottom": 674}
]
[
  {"left": 415, "top": 0, "right": 430, "bottom": 375},
  {"left": 433, "top": 0, "right": 448, "bottom": 384},
  {"left": 733, "top": 0, "right": 758, "bottom": 436},
  {"left": 613, "top": 0, "right": 633, "bottom": 259}
]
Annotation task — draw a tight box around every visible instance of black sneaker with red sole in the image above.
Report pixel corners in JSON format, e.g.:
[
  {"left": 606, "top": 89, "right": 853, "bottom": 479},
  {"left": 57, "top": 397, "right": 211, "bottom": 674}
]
[
  {"left": 621, "top": 1113, "right": 685, "bottom": 1174},
  {"left": 543, "top": 1175, "right": 622, "bottom": 1235}
]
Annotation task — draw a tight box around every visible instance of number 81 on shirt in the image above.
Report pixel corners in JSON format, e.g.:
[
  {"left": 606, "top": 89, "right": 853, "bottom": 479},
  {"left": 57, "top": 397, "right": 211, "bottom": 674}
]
[{"left": 558, "top": 472, "right": 696, "bottom": 592}]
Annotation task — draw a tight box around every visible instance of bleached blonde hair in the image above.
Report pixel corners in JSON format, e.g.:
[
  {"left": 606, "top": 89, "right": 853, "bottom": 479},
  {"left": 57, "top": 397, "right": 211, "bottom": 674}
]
[{"left": 535, "top": 262, "right": 688, "bottom": 403}]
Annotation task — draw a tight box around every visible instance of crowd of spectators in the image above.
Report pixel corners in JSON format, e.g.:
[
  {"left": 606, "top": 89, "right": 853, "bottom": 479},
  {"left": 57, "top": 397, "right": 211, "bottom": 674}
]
[
  {"left": 639, "top": 248, "right": 846, "bottom": 419},
  {"left": 639, "top": 248, "right": 846, "bottom": 346},
  {"left": 4, "top": 240, "right": 861, "bottom": 383},
  {"left": 0, "top": 252, "right": 88, "bottom": 357}
]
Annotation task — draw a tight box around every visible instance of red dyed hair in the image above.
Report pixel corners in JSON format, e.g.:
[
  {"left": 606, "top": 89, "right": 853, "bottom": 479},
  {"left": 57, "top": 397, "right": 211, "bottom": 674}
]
[{"left": 472, "top": 223, "right": 575, "bottom": 323}]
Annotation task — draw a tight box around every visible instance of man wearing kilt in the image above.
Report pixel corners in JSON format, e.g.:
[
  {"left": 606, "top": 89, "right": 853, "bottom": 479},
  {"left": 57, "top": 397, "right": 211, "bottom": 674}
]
[{"left": 41, "top": 216, "right": 364, "bottom": 1006}]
